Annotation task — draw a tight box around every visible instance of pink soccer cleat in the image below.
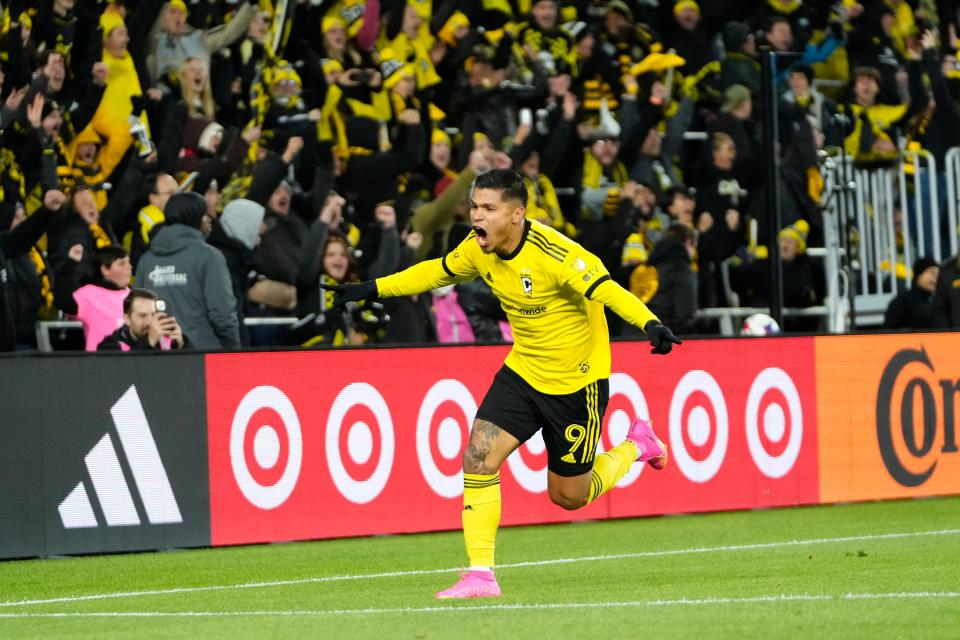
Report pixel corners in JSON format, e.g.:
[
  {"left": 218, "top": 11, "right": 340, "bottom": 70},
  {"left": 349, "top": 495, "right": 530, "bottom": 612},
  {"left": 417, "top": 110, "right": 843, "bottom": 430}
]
[
  {"left": 435, "top": 570, "right": 502, "bottom": 599},
  {"left": 626, "top": 417, "right": 668, "bottom": 470}
]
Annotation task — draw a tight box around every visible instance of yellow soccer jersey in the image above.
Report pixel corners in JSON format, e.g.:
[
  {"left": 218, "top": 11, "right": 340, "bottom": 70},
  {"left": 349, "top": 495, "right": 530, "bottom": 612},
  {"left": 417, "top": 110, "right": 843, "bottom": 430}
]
[{"left": 376, "top": 220, "right": 659, "bottom": 394}]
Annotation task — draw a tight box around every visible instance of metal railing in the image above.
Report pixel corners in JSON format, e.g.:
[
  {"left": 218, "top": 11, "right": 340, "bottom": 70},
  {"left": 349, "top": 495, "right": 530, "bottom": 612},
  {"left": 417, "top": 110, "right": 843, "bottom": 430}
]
[{"left": 821, "top": 149, "right": 947, "bottom": 327}]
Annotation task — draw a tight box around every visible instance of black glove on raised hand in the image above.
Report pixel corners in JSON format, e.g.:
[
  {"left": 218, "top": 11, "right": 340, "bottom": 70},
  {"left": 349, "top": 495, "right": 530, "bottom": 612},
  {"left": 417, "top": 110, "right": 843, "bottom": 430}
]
[
  {"left": 644, "top": 320, "right": 682, "bottom": 355},
  {"left": 318, "top": 281, "right": 378, "bottom": 307}
]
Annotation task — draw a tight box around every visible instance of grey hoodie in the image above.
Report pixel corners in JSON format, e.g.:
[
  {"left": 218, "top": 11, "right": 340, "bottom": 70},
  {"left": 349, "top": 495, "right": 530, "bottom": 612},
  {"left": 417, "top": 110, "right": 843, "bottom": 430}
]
[
  {"left": 220, "top": 199, "right": 265, "bottom": 250},
  {"left": 136, "top": 224, "right": 240, "bottom": 349}
]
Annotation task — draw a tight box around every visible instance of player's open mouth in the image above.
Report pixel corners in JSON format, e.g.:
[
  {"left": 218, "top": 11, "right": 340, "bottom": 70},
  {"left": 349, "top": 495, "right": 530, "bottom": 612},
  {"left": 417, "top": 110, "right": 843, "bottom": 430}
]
[{"left": 473, "top": 226, "right": 489, "bottom": 247}]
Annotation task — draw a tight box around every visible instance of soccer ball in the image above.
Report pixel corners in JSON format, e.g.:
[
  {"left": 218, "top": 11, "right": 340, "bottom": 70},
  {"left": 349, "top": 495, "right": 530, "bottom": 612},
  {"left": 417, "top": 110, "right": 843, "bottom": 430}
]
[{"left": 741, "top": 313, "right": 781, "bottom": 337}]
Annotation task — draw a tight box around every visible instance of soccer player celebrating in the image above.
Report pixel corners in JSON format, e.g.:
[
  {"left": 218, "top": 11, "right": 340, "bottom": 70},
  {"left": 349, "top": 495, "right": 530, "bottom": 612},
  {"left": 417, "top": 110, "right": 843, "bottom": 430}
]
[{"left": 323, "top": 169, "right": 681, "bottom": 598}]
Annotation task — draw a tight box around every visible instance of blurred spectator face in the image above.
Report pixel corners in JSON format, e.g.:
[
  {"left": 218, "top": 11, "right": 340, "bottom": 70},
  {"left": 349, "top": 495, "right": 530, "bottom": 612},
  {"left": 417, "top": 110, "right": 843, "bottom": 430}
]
[
  {"left": 150, "top": 174, "right": 178, "bottom": 211},
  {"left": 713, "top": 141, "right": 736, "bottom": 170},
  {"left": 183, "top": 58, "right": 208, "bottom": 93},
  {"left": 105, "top": 25, "right": 129, "bottom": 56},
  {"left": 272, "top": 78, "right": 300, "bottom": 99},
  {"left": 101, "top": 255, "right": 133, "bottom": 288},
  {"left": 21, "top": 24, "right": 31, "bottom": 46},
  {"left": 402, "top": 5, "right": 420, "bottom": 38},
  {"left": 576, "top": 32, "right": 595, "bottom": 59},
  {"left": 474, "top": 135, "right": 495, "bottom": 158},
  {"left": 125, "top": 297, "right": 156, "bottom": 340},
  {"left": 733, "top": 96, "right": 752, "bottom": 120},
  {"left": 591, "top": 138, "right": 619, "bottom": 167},
  {"left": 430, "top": 140, "right": 451, "bottom": 171},
  {"left": 605, "top": 11, "right": 629, "bottom": 38},
  {"left": 640, "top": 128, "right": 663, "bottom": 158},
  {"left": 163, "top": 5, "right": 187, "bottom": 36},
  {"left": 44, "top": 53, "right": 66, "bottom": 93},
  {"left": 675, "top": 8, "right": 700, "bottom": 31},
  {"left": 72, "top": 189, "right": 99, "bottom": 224},
  {"left": 788, "top": 70, "right": 810, "bottom": 97},
  {"left": 531, "top": 0, "right": 558, "bottom": 30},
  {"left": 54, "top": 0, "right": 76, "bottom": 15},
  {"left": 248, "top": 12, "right": 268, "bottom": 42},
  {"left": 324, "top": 24, "right": 347, "bottom": 53},
  {"left": 766, "top": 21, "right": 792, "bottom": 52},
  {"left": 854, "top": 75, "right": 879, "bottom": 105},
  {"left": 76, "top": 142, "right": 98, "bottom": 165},
  {"left": 635, "top": 184, "right": 656, "bottom": 213},
  {"left": 521, "top": 151, "right": 540, "bottom": 179},
  {"left": 323, "top": 238, "right": 351, "bottom": 281},
  {"left": 547, "top": 73, "right": 571, "bottom": 98},
  {"left": 779, "top": 235, "right": 799, "bottom": 261},
  {"left": 880, "top": 13, "right": 894, "bottom": 35},
  {"left": 917, "top": 265, "right": 939, "bottom": 293},
  {"left": 742, "top": 33, "right": 757, "bottom": 56},
  {"left": 395, "top": 74, "right": 416, "bottom": 99},
  {"left": 269, "top": 184, "right": 291, "bottom": 215},
  {"left": 42, "top": 108, "right": 63, "bottom": 139},
  {"left": 669, "top": 193, "right": 695, "bottom": 225}
]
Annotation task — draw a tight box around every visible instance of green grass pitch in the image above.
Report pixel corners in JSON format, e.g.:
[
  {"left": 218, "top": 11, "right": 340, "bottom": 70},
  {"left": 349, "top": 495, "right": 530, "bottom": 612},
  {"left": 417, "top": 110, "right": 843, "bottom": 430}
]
[{"left": 1, "top": 496, "right": 958, "bottom": 639}]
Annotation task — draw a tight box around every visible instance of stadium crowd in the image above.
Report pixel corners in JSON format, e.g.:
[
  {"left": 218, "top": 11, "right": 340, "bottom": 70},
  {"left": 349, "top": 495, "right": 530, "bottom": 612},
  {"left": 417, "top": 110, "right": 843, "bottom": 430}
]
[{"left": 0, "top": 0, "right": 959, "bottom": 351}]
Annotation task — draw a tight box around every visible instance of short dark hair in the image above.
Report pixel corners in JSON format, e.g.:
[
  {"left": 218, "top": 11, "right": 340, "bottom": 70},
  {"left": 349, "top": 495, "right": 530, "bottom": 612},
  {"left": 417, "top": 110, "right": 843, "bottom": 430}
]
[
  {"left": 664, "top": 223, "right": 696, "bottom": 246},
  {"left": 94, "top": 244, "right": 128, "bottom": 272},
  {"left": 764, "top": 16, "right": 790, "bottom": 33},
  {"left": 123, "top": 288, "right": 158, "bottom": 315},
  {"left": 473, "top": 169, "right": 528, "bottom": 208},
  {"left": 34, "top": 49, "right": 64, "bottom": 70}
]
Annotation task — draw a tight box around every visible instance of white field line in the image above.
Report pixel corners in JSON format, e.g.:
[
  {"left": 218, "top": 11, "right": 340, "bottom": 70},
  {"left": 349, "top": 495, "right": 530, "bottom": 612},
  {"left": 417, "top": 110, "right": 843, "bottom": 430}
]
[
  {"left": 2, "top": 528, "right": 958, "bottom": 609},
  {"left": 0, "top": 592, "right": 957, "bottom": 619}
]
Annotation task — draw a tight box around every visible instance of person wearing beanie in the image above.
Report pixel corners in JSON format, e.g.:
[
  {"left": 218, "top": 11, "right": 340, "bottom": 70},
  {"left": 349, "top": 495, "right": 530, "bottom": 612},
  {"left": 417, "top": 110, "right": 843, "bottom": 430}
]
[
  {"left": 779, "top": 218, "right": 809, "bottom": 258},
  {"left": 135, "top": 192, "right": 240, "bottom": 348},
  {"left": 782, "top": 62, "right": 842, "bottom": 148},
  {"left": 208, "top": 199, "right": 265, "bottom": 345},
  {"left": 934, "top": 253, "right": 960, "bottom": 327},
  {"left": 90, "top": 5, "right": 145, "bottom": 150},
  {"left": 665, "top": 0, "right": 714, "bottom": 76},
  {"left": 719, "top": 21, "right": 760, "bottom": 96},
  {"left": 884, "top": 257, "right": 945, "bottom": 329},
  {"left": 148, "top": 0, "right": 256, "bottom": 84}
]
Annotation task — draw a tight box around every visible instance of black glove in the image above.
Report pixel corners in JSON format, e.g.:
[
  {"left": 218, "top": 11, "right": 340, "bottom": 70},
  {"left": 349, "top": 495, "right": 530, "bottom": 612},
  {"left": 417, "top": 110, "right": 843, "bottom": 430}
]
[
  {"left": 318, "top": 281, "right": 378, "bottom": 307},
  {"left": 644, "top": 320, "right": 682, "bottom": 355}
]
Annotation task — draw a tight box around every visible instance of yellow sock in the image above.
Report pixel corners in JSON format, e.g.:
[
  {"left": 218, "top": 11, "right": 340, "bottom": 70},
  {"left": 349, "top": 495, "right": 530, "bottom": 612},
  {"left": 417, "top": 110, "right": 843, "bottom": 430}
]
[
  {"left": 588, "top": 441, "right": 639, "bottom": 503},
  {"left": 462, "top": 473, "right": 501, "bottom": 568}
]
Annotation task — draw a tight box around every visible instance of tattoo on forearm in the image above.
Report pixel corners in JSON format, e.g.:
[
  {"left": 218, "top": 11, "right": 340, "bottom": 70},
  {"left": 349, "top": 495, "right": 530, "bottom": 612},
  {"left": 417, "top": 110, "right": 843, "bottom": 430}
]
[{"left": 465, "top": 420, "right": 503, "bottom": 474}]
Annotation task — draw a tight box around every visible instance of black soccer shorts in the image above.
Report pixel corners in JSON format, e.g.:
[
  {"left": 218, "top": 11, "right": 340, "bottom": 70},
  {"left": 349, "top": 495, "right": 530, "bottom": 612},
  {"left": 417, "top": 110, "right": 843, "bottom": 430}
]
[{"left": 475, "top": 365, "right": 610, "bottom": 477}]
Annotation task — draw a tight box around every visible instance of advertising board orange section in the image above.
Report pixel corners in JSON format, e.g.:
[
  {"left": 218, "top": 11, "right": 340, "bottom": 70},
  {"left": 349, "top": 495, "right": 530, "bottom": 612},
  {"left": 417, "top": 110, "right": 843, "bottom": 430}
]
[{"left": 816, "top": 333, "right": 960, "bottom": 502}]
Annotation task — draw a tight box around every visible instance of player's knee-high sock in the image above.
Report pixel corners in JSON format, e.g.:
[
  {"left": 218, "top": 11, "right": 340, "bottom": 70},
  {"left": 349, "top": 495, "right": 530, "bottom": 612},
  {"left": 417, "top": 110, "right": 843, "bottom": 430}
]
[
  {"left": 462, "top": 473, "right": 501, "bottom": 570},
  {"left": 587, "top": 441, "right": 639, "bottom": 504}
]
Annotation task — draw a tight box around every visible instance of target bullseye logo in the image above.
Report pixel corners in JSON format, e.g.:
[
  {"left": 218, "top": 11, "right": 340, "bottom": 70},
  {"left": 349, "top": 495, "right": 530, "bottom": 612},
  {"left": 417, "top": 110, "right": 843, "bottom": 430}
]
[
  {"left": 745, "top": 367, "right": 803, "bottom": 478},
  {"left": 326, "top": 382, "right": 395, "bottom": 504},
  {"left": 230, "top": 386, "right": 302, "bottom": 510},
  {"left": 416, "top": 379, "right": 477, "bottom": 498},
  {"left": 670, "top": 370, "right": 728, "bottom": 483},
  {"left": 597, "top": 372, "right": 650, "bottom": 488}
]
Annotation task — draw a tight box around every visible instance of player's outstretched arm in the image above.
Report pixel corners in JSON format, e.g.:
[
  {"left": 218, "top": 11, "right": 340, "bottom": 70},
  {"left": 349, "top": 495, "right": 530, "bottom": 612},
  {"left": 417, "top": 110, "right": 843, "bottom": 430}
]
[{"left": 587, "top": 278, "right": 682, "bottom": 355}]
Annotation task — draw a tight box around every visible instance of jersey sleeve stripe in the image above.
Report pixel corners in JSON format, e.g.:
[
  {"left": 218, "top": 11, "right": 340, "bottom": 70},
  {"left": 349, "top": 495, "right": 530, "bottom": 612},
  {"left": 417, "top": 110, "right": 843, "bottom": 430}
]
[
  {"left": 530, "top": 230, "right": 569, "bottom": 255},
  {"left": 584, "top": 274, "right": 611, "bottom": 299},
  {"left": 441, "top": 255, "right": 457, "bottom": 277},
  {"left": 527, "top": 236, "right": 566, "bottom": 262}
]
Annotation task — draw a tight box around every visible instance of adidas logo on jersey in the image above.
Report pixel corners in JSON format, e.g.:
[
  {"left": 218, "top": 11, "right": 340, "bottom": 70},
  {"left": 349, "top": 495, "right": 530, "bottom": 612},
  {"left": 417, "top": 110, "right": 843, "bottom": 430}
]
[
  {"left": 560, "top": 453, "right": 577, "bottom": 464},
  {"left": 58, "top": 386, "right": 182, "bottom": 529}
]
